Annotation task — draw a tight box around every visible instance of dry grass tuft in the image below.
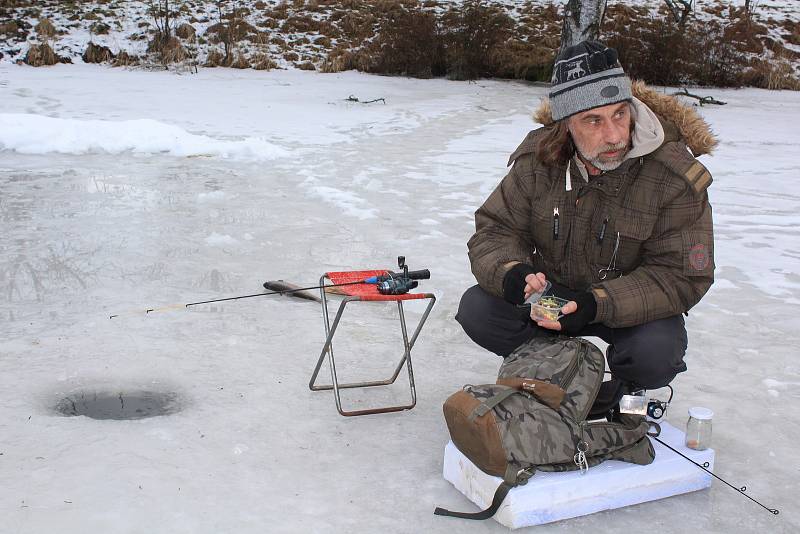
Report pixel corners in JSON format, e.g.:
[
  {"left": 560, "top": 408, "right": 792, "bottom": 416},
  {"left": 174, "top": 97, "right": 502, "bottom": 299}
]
[
  {"left": 258, "top": 17, "right": 278, "bottom": 29},
  {"left": 206, "top": 19, "right": 258, "bottom": 44},
  {"left": 34, "top": 17, "right": 56, "bottom": 38},
  {"left": 281, "top": 14, "right": 321, "bottom": 33},
  {"left": 314, "top": 35, "right": 331, "bottom": 47},
  {"left": 82, "top": 42, "right": 115, "bottom": 63},
  {"left": 90, "top": 21, "right": 110, "bottom": 35},
  {"left": 296, "top": 60, "right": 316, "bottom": 70},
  {"left": 252, "top": 53, "right": 276, "bottom": 70},
  {"left": 230, "top": 53, "right": 251, "bottom": 69},
  {"left": 320, "top": 47, "right": 372, "bottom": 73},
  {"left": 0, "top": 20, "right": 21, "bottom": 35},
  {"left": 24, "top": 42, "right": 58, "bottom": 66},
  {"left": 204, "top": 48, "right": 226, "bottom": 67},
  {"left": 367, "top": 4, "right": 442, "bottom": 78},
  {"left": 491, "top": 40, "right": 554, "bottom": 81},
  {"left": 112, "top": 50, "right": 139, "bottom": 67},
  {"left": 161, "top": 37, "right": 187, "bottom": 63},
  {"left": 148, "top": 34, "right": 187, "bottom": 64},
  {"left": 783, "top": 20, "right": 800, "bottom": 46},
  {"left": 175, "top": 23, "right": 196, "bottom": 40},
  {"left": 747, "top": 54, "right": 800, "bottom": 90},
  {"left": 339, "top": 12, "right": 375, "bottom": 41}
]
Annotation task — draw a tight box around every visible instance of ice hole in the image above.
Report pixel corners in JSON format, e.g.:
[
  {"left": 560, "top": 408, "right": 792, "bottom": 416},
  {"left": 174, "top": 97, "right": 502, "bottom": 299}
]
[{"left": 54, "top": 390, "right": 181, "bottom": 420}]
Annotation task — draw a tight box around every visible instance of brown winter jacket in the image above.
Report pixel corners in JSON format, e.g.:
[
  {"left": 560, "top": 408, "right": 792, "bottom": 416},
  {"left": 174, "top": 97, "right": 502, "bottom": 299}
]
[{"left": 467, "top": 82, "right": 717, "bottom": 328}]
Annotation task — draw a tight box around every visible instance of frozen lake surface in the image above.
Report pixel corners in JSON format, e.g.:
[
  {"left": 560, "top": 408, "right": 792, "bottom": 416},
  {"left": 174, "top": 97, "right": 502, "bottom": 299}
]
[{"left": 1, "top": 65, "right": 799, "bottom": 533}]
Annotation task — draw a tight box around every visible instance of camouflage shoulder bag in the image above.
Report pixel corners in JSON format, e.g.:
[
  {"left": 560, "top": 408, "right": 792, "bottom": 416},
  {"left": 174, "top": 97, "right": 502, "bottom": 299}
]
[{"left": 435, "top": 336, "right": 656, "bottom": 520}]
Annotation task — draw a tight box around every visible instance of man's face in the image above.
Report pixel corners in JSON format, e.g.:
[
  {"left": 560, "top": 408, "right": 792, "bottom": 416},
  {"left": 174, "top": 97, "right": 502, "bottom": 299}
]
[{"left": 567, "top": 102, "right": 632, "bottom": 172}]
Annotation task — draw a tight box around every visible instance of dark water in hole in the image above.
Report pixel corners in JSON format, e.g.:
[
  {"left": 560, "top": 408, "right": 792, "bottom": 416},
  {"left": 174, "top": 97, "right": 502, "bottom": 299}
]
[{"left": 55, "top": 390, "right": 181, "bottom": 420}]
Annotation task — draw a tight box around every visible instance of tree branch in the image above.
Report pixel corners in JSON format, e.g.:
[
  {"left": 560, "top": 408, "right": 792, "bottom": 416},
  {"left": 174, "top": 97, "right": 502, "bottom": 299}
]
[
  {"left": 346, "top": 95, "right": 386, "bottom": 104},
  {"left": 673, "top": 88, "right": 727, "bottom": 106}
]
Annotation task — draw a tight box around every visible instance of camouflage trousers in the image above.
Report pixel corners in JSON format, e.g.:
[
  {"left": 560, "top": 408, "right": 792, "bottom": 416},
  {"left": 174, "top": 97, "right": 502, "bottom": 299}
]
[{"left": 456, "top": 284, "right": 688, "bottom": 391}]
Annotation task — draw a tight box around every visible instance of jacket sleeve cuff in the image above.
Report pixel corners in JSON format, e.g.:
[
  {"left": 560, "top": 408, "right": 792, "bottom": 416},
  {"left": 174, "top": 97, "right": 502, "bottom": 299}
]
[{"left": 591, "top": 287, "right": 613, "bottom": 324}]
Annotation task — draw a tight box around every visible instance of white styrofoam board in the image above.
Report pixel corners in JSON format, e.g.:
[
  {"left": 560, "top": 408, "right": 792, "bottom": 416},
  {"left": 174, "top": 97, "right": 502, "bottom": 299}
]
[{"left": 442, "top": 421, "right": 714, "bottom": 529}]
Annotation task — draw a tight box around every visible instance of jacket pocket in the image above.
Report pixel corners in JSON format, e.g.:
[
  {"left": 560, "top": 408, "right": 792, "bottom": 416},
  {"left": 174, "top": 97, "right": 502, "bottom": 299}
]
[{"left": 613, "top": 216, "right": 654, "bottom": 272}]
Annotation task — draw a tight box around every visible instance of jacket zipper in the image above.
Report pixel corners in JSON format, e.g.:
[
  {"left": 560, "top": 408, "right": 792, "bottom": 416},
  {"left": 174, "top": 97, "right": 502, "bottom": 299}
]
[{"left": 552, "top": 206, "right": 560, "bottom": 240}]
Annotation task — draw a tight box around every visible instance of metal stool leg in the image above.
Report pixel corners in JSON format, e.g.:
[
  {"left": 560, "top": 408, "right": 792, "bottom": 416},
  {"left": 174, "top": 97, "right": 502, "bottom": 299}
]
[{"left": 307, "top": 277, "right": 436, "bottom": 416}]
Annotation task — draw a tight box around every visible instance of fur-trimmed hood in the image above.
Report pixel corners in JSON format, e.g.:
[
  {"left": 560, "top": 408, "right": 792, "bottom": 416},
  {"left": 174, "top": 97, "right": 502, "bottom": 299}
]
[{"left": 533, "top": 81, "right": 718, "bottom": 156}]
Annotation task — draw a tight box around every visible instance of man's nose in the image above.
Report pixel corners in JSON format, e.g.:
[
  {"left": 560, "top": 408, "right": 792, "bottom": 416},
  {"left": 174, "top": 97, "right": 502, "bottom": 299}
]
[{"left": 602, "top": 121, "right": 625, "bottom": 145}]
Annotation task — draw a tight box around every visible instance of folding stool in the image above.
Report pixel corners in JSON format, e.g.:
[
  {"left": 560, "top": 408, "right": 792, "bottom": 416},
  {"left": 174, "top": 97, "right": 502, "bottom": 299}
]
[{"left": 308, "top": 269, "right": 436, "bottom": 416}]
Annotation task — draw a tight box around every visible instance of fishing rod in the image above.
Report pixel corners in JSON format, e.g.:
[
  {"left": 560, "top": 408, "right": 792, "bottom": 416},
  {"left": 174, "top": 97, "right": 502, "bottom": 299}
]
[
  {"left": 650, "top": 434, "right": 779, "bottom": 515},
  {"left": 108, "top": 260, "right": 430, "bottom": 319}
]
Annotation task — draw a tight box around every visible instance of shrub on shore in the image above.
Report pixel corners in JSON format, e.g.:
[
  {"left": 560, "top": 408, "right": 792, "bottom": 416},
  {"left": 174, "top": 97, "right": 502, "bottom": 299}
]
[
  {"left": 24, "top": 42, "right": 58, "bottom": 66},
  {"left": 82, "top": 42, "right": 115, "bottom": 64}
]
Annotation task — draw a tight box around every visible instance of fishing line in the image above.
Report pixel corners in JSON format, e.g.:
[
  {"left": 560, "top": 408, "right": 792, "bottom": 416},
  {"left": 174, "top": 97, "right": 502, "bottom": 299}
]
[
  {"left": 651, "top": 435, "right": 779, "bottom": 515},
  {"left": 108, "top": 281, "right": 366, "bottom": 319}
]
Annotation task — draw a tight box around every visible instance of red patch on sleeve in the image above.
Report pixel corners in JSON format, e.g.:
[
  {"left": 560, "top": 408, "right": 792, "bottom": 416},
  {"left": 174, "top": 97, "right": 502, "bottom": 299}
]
[{"left": 688, "top": 244, "right": 710, "bottom": 271}]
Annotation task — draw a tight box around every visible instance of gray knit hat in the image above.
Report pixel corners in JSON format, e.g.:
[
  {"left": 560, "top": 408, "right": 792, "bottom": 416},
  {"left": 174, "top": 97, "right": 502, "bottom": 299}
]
[{"left": 549, "top": 41, "right": 632, "bottom": 121}]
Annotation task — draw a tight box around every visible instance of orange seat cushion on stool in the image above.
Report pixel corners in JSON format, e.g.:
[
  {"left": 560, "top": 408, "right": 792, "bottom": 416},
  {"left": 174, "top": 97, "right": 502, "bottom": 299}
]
[{"left": 326, "top": 270, "right": 429, "bottom": 301}]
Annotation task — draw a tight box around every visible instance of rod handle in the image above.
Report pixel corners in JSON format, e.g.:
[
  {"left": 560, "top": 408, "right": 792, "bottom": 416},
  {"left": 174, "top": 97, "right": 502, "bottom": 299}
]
[{"left": 405, "top": 269, "right": 430, "bottom": 280}]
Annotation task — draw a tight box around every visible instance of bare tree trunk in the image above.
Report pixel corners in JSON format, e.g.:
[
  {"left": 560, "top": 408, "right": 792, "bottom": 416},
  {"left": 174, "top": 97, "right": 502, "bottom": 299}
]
[
  {"left": 164, "top": 0, "right": 171, "bottom": 40},
  {"left": 558, "top": 0, "right": 607, "bottom": 56},
  {"left": 744, "top": 0, "right": 757, "bottom": 23},
  {"left": 664, "top": 0, "right": 693, "bottom": 29}
]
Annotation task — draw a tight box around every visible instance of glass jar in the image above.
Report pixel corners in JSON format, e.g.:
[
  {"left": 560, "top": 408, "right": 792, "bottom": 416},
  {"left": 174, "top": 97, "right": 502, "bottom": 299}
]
[{"left": 685, "top": 407, "right": 713, "bottom": 450}]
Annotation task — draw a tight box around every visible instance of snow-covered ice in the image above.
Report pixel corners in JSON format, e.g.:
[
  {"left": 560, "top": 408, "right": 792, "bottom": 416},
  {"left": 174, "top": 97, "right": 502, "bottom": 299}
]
[{"left": 1, "top": 64, "right": 799, "bottom": 533}]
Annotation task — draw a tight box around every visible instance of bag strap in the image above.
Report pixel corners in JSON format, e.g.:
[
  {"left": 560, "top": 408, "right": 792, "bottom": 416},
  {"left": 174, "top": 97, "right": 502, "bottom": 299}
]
[
  {"left": 433, "top": 481, "right": 513, "bottom": 520},
  {"left": 435, "top": 464, "right": 531, "bottom": 520},
  {"left": 467, "top": 388, "right": 518, "bottom": 421}
]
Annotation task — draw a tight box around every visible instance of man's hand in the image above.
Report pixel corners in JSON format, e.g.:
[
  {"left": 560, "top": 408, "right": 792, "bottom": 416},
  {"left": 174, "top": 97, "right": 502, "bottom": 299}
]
[
  {"left": 523, "top": 272, "right": 548, "bottom": 301},
  {"left": 502, "top": 263, "right": 542, "bottom": 305},
  {"left": 533, "top": 283, "right": 597, "bottom": 335}
]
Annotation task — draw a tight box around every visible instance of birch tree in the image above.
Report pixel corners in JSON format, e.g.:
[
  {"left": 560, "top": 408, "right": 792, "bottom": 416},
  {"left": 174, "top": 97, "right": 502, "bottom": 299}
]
[{"left": 558, "top": 0, "right": 607, "bottom": 55}]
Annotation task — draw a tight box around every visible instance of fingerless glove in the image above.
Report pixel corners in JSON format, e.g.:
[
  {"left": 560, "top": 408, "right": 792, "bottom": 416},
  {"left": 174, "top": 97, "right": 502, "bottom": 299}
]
[
  {"left": 548, "top": 282, "right": 597, "bottom": 335},
  {"left": 501, "top": 263, "right": 537, "bottom": 305}
]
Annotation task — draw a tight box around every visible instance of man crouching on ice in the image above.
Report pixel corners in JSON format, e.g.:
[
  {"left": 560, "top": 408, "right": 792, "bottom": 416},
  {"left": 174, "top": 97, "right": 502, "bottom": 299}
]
[{"left": 457, "top": 40, "right": 716, "bottom": 418}]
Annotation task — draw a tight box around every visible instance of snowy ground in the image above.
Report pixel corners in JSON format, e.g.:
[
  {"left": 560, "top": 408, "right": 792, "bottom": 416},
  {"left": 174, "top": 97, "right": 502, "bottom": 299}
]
[{"left": 1, "top": 64, "right": 799, "bottom": 533}]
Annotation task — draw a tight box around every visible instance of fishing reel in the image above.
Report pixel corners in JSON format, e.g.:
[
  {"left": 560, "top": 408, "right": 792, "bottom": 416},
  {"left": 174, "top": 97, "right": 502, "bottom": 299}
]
[
  {"left": 378, "top": 277, "right": 418, "bottom": 295},
  {"left": 376, "top": 256, "right": 430, "bottom": 295}
]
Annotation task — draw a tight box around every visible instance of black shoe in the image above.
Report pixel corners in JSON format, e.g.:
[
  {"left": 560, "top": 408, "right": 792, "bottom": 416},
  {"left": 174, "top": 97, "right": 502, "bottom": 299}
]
[{"left": 588, "top": 378, "right": 625, "bottom": 419}]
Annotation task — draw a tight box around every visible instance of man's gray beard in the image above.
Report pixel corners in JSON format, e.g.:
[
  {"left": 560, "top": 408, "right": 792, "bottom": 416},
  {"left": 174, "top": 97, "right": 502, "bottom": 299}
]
[{"left": 575, "top": 141, "right": 629, "bottom": 171}]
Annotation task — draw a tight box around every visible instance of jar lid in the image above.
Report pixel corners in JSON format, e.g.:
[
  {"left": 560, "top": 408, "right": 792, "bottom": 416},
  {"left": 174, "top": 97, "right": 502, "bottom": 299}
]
[{"left": 689, "top": 407, "right": 713, "bottom": 420}]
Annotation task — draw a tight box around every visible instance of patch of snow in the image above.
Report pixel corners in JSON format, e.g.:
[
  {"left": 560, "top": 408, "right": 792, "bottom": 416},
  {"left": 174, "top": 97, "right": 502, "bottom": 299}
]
[
  {"left": 198, "top": 191, "right": 226, "bottom": 202},
  {"left": 205, "top": 232, "right": 239, "bottom": 246},
  {"left": 0, "top": 113, "right": 288, "bottom": 161}
]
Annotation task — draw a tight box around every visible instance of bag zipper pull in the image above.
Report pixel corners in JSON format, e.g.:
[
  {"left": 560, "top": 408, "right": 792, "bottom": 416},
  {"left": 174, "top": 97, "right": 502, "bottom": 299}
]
[{"left": 574, "top": 422, "right": 589, "bottom": 475}]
